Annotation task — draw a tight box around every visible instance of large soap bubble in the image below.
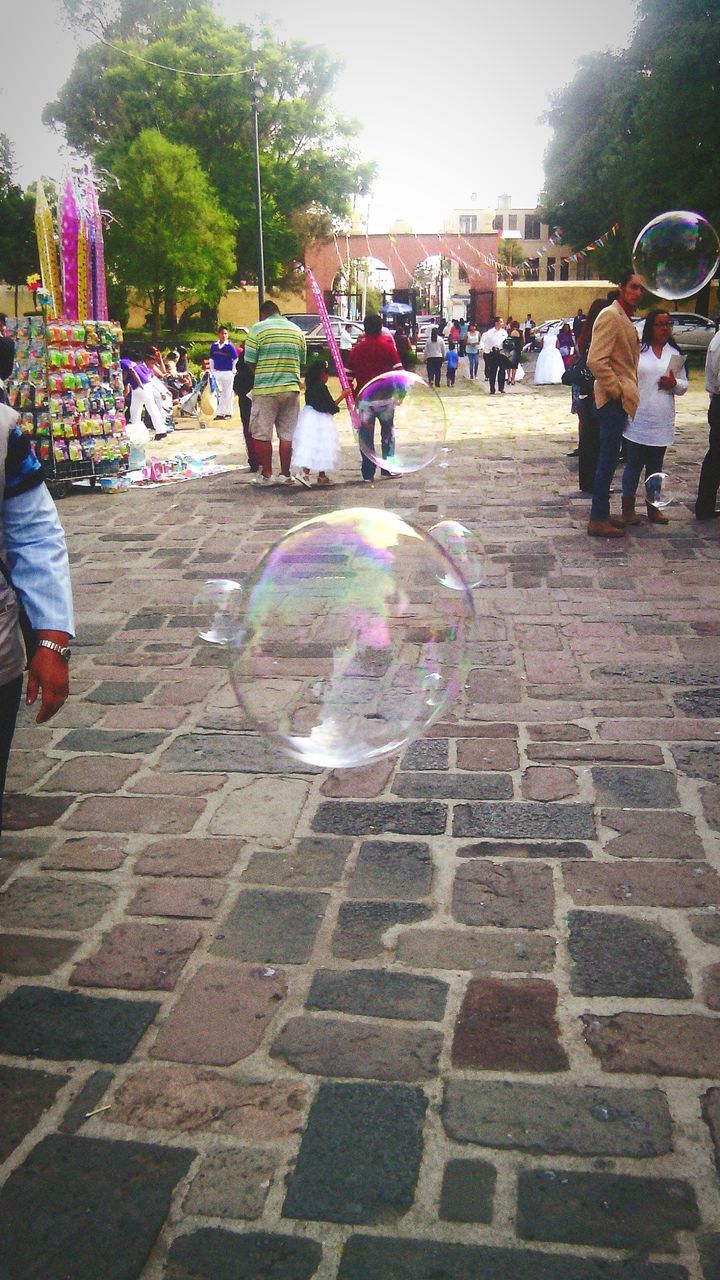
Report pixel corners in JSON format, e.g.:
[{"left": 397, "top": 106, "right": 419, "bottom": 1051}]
[
  {"left": 429, "top": 520, "right": 484, "bottom": 589},
  {"left": 356, "top": 370, "right": 447, "bottom": 474},
  {"left": 193, "top": 579, "right": 243, "bottom": 645},
  {"left": 228, "top": 508, "right": 474, "bottom": 768},
  {"left": 633, "top": 212, "right": 720, "bottom": 300},
  {"left": 645, "top": 472, "right": 673, "bottom": 509}
]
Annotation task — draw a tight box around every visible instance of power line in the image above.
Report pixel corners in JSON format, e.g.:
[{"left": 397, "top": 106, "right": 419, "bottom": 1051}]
[{"left": 78, "top": 23, "right": 255, "bottom": 79}]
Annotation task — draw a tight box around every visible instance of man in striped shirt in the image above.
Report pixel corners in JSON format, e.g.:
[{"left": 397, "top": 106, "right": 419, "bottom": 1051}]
[{"left": 244, "top": 302, "right": 306, "bottom": 486}]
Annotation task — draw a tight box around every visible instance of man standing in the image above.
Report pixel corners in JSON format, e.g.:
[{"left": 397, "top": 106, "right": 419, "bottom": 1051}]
[
  {"left": 346, "top": 314, "right": 401, "bottom": 482},
  {"left": 339, "top": 324, "right": 354, "bottom": 367},
  {"left": 573, "top": 308, "right": 586, "bottom": 340},
  {"left": 694, "top": 325, "right": 720, "bottom": 520},
  {"left": 483, "top": 317, "right": 509, "bottom": 395},
  {"left": 209, "top": 326, "right": 239, "bottom": 420},
  {"left": 524, "top": 313, "right": 536, "bottom": 347},
  {"left": 586, "top": 269, "right": 643, "bottom": 537},
  {"left": 244, "top": 302, "right": 306, "bottom": 487}
]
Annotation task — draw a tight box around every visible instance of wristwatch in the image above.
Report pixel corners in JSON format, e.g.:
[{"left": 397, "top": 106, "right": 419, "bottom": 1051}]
[{"left": 36, "top": 639, "right": 72, "bottom": 662}]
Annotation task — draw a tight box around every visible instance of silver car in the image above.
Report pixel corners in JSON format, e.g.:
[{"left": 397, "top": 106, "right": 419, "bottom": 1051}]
[{"left": 633, "top": 312, "right": 717, "bottom": 352}]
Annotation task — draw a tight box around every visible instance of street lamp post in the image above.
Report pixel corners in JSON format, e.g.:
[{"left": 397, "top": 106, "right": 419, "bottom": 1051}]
[
  {"left": 251, "top": 70, "right": 266, "bottom": 314},
  {"left": 501, "top": 230, "right": 522, "bottom": 321}
]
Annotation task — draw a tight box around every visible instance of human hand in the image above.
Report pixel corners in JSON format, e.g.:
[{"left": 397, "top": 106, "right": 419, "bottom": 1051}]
[
  {"left": 658, "top": 372, "right": 676, "bottom": 390},
  {"left": 26, "top": 647, "right": 69, "bottom": 724}
]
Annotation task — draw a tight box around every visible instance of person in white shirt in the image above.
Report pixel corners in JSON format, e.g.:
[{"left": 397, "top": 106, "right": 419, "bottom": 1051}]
[
  {"left": 483, "top": 317, "right": 509, "bottom": 394},
  {"left": 621, "top": 309, "right": 687, "bottom": 527},
  {"left": 423, "top": 328, "right": 446, "bottom": 386},
  {"left": 695, "top": 324, "right": 720, "bottom": 520}
]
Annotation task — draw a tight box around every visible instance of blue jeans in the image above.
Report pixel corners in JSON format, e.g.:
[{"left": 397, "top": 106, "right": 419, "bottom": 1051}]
[
  {"left": 621, "top": 440, "right": 666, "bottom": 499},
  {"left": 358, "top": 403, "right": 396, "bottom": 480},
  {"left": 467, "top": 351, "right": 479, "bottom": 378},
  {"left": 591, "top": 398, "right": 627, "bottom": 521},
  {"left": 0, "top": 674, "right": 23, "bottom": 837}
]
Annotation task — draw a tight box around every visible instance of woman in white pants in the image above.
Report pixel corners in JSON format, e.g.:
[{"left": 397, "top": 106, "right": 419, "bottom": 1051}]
[
  {"left": 121, "top": 359, "right": 167, "bottom": 441},
  {"left": 209, "top": 325, "right": 239, "bottom": 419}
]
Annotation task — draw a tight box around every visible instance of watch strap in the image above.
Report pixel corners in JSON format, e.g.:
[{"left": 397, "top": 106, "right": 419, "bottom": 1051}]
[{"left": 36, "top": 639, "right": 71, "bottom": 661}]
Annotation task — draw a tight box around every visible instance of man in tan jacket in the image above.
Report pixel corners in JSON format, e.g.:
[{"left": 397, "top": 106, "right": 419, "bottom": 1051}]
[{"left": 586, "top": 270, "right": 643, "bottom": 537}]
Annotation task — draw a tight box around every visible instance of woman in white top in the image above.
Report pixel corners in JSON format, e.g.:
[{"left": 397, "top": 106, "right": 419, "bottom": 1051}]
[
  {"left": 423, "top": 328, "right": 446, "bottom": 387},
  {"left": 621, "top": 309, "right": 688, "bottom": 526}
]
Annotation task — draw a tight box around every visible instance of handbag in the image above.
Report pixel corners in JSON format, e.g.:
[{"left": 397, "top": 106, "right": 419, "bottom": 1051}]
[
  {"left": 561, "top": 354, "right": 594, "bottom": 394},
  {"left": 0, "top": 554, "right": 37, "bottom": 664}
]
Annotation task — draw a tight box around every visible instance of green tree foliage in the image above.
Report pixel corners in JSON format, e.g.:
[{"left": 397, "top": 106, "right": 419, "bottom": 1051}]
[
  {"left": 0, "top": 135, "right": 41, "bottom": 315},
  {"left": 46, "top": 1, "right": 374, "bottom": 282},
  {"left": 539, "top": 0, "right": 720, "bottom": 284},
  {"left": 106, "top": 129, "right": 236, "bottom": 338}
]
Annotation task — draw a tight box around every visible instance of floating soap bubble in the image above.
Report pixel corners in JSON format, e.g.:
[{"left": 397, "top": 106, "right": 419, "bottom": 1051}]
[
  {"left": 228, "top": 508, "right": 474, "bottom": 768},
  {"left": 194, "top": 578, "right": 243, "bottom": 645},
  {"left": 645, "top": 472, "right": 673, "bottom": 509},
  {"left": 632, "top": 211, "right": 720, "bottom": 300},
  {"left": 429, "top": 520, "right": 484, "bottom": 590},
  {"left": 356, "top": 370, "right": 447, "bottom": 474}
]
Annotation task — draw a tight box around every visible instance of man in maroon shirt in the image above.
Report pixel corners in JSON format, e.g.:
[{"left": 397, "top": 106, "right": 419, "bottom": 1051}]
[{"left": 346, "top": 313, "right": 401, "bottom": 481}]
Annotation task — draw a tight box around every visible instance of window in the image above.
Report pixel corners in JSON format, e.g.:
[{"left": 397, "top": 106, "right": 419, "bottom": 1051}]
[
  {"left": 508, "top": 213, "right": 518, "bottom": 231},
  {"left": 546, "top": 257, "right": 556, "bottom": 281},
  {"left": 458, "top": 265, "right": 468, "bottom": 282},
  {"left": 525, "top": 257, "right": 539, "bottom": 281},
  {"left": 492, "top": 214, "right": 503, "bottom": 231},
  {"left": 459, "top": 215, "right": 477, "bottom": 234},
  {"left": 560, "top": 259, "right": 569, "bottom": 281},
  {"left": 524, "top": 214, "right": 541, "bottom": 240}
]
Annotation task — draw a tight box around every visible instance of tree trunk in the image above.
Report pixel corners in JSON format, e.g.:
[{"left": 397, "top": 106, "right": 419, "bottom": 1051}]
[
  {"left": 14, "top": 283, "right": 18, "bottom": 318},
  {"left": 151, "top": 291, "right": 162, "bottom": 343},
  {"left": 164, "top": 288, "right": 178, "bottom": 331}
]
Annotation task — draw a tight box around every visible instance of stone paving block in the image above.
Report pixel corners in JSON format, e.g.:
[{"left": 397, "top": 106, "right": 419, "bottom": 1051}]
[
  {"left": 565, "top": 861, "right": 720, "bottom": 907},
  {"left": 521, "top": 767, "right": 578, "bottom": 801},
  {"left": 5, "top": 793, "right": 74, "bottom": 829},
  {"left": 181, "top": 1147, "right": 278, "bottom": 1220},
  {"left": 0, "top": 932, "right": 78, "bottom": 975},
  {"left": 59, "top": 1069, "right": 114, "bottom": 1134},
  {"left": 271, "top": 1014, "right": 442, "bottom": 1081},
  {"left": 442, "top": 1079, "right": 672, "bottom": 1156},
  {"left": 0, "top": 1133, "right": 193, "bottom": 1280},
  {"left": 127, "top": 878, "right": 225, "bottom": 918},
  {"left": 210, "top": 777, "right": 310, "bottom": 846},
  {"left": 332, "top": 901, "right": 432, "bottom": 959},
  {"left": 71, "top": 921, "right": 201, "bottom": 991},
  {"left": 700, "top": 1235, "right": 720, "bottom": 1280},
  {"left": 162, "top": 731, "right": 319, "bottom": 774},
  {"left": 212, "top": 889, "right": 328, "bottom": 964},
  {"left": 583, "top": 1013, "right": 720, "bottom": 1077},
  {"left": 692, "top": 912, "right": 720, "bottom": 945},
  {"left": 396, "top": 926, "right": 556, "bottom": 972},
  {"left": 453, "top": 861, "right": 554, "bottom": 929},
  {"left": 401, "top": 739, "right": 449, "bottom": 770},
  {"left": 282, "top": 1081, "right": 426, "bottom": 1224},
  {"left": 429, "top": 721, "right": 517, "bottom": 739},
  {"left": 392, "top": 771, "right": 513, "bottom": 800},
  {"left": 602, "top": 808, "right": 704, "bottom": 859},
  {"left": 313, "top": 800, "right": 447, "bottom": 836},
  {"left": 456, "top": 738, "right": 520, "bottom": 770},
  {"left": 134, "top": 837, "right": 244, "bottom": 877},
  {"left": 307, "top": 969, "right": 448, "bottom": 1022},
  {"left": 702, "top": 1088, "right": 720, "bottom": 1176},
  {"left": 674, "top": 688, "right": 720, "bottom": 717},
  {"left": 42, "top": 835, "right": 128, "bottom": 870},
  {"left": 701, "top": 786, "right": 720, "bottom": 835},
  {"left": 127, "top": 768, "right": 222, "bottom": 793},
  {"left": 592, "top": 766, "right": 679, "bottom": 809},
  {"left": 151, "top": 963, "right": 287, "bottom": 1065},
  {"left": 452, "top": 978, "right": 568, "bottom": 1072},
  {"left": 453, "top": 802, "right": 595, "bottom": 840},
  {"left": 321, "top": 758, "right": 395, "bottom": 797},
  {"left": 0, "top": 876, "right": 114, "bottom": 930},
  {"left": 527, "top": 723, "right": 592, "bottom": 742},
  {"left": 517, "top": 1167, "right": 699, "bottom": 1253},
  {"left": 528, "top": 741, "right": 665, "bottom": 764},
  {"left": 457, "top": 838, "right": 591, "bottom": 859},
  {"left": 63, "top": 794, "right": 206, "bottom": 834},
  {"left": 568, "top": 911, "right": 690, "bottom": 998},
  {"left": 39, "top": 756, "right": 139, "bottom": 794},
  {"left": 439, "top": 1158, "right": 496, "bottom": 1222},
  {"left": 336, "top": 1235, "right": 688, "bottom": 1279},
  {"left": 348, "top": 840, "right": 433, "bottom": 900},
  {"left": 111, "top": 1065, "right": 306, "bottom": 1139},
  {"left": 164, "top": 1228, "right": 322, "bottom": 1279},
  {"left": 58, "top": 728, "right": 166, "bottom": 754},
  {"left": 87, "top": 680, "right": 156, "bottom": 704},
  {"left": 0, "top": 1064, "right": 66, "bottom": 1159},
  {"left": 670, "top": 743, "right": 720, "bottom": 783},
  {"left": 0, "top": 986, "right": 158, "bottom": 1062},
  {"left": 242, "top": 837, "right": 351, "bottom": 887}
]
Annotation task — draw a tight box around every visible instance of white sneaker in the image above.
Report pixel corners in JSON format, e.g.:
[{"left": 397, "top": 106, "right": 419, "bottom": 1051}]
[
  {"left": 275, "top": 473, "right": 295, "bottom": 485},
  {"left": 252, "top": 473, "right": 274, "bottom": 486}
]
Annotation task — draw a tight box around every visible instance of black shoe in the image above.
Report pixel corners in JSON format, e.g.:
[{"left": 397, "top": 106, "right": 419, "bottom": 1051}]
[
  {"left": 567, "top": 448, "right": 579, "bottom": 458},
  {"left": 695, "top": 510, "right": 720, "bottom": 520},
  {"left": 153, "top": 432, "right": 168, "bottom": 441}
]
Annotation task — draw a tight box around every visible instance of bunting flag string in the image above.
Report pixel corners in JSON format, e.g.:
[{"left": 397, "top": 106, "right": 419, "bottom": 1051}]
[{"left": 561, "top": 222, "right": 620, "bottom": 264}]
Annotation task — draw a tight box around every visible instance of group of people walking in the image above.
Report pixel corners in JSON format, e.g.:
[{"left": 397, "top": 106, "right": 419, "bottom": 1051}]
[{"left": 422, "top": 317, "right": 523, "bottom": 393}]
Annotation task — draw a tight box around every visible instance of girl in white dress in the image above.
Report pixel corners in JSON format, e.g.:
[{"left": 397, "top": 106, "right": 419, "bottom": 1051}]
[
  {"left": 534, "top": 331, "right": 566, "bottom": 384},
  {"left": 292, "top": 361, "right": 344, "bottom": 487},
  {"left": 621, "top": 309, "right": 687, "bottom": 526}
]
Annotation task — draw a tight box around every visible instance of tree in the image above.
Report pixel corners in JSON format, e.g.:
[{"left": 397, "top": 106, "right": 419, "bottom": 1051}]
[
  {"left": 539, "top": 0, "right": 720, "bottom": 290},
  {"left": 106, "top": 129, "right": 236, "bottom": 338},
  {"left": 46, "top": 3, "right": 374, "bottom": 282},
  {"left": 0, "top": 135, "right": 41, "bottom": 316}
]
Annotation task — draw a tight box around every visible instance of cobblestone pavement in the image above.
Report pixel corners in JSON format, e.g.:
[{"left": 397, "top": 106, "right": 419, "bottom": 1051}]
[{"left": 2, "top": 366, "right": 720, "bottom": 1279}]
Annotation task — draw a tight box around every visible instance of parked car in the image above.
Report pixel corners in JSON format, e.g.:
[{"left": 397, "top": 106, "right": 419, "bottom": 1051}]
[
  {"left": 283, "top": 314, "right": 364, "bottom": 353},
  {"left": 633, "top": 312, "right": 717, "bottom": 352},
  {"left": 530, "top": 318, "right": 573, "bottom": 350}
]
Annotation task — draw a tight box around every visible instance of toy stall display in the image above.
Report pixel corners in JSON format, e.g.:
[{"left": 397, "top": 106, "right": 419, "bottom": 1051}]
[{"left": 6, "top": 316, "right": 129, "bottom": 493}]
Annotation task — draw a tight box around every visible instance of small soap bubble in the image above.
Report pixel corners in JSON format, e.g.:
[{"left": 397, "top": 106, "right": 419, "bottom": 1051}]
[
  {"left": 429, "top": 520, "right": 484, "bottom": 589},
  {"left": 194, "top": 578, "right": 243, "bottom": 645},
  {"left": 228, "top": 508, "right": 474, "bottom": 768},
  {"left": 356, "top": 370, "right": 447, "bottom": 474},
  {"left": 633, "top": 211, "right": 720, "bottom": 300},
  {"left": 645, "top": 472, "right": 672, "bottom": 509}
]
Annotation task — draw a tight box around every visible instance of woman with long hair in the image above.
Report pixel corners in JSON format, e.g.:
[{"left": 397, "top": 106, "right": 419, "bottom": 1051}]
[{"left": 620, "top": 309, "right": 687, "bottom": 526}]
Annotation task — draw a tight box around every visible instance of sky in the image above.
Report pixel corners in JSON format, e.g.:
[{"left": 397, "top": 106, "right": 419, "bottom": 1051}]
[{"left": 2, "top": 0, "right": 640, "bottom": 232}]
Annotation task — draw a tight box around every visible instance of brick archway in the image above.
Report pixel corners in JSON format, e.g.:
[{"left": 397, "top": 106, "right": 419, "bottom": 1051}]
[{"left": 305, "top": 232, "right": 498, "bottom": 316}]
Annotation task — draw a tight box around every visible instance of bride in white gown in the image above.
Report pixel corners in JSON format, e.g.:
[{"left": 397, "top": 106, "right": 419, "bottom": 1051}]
[{"left": 534, "top": 332, "right": 566, "bottom": 385}]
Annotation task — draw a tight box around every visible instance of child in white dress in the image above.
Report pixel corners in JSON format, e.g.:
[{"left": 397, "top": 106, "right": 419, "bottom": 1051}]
[{"left": 292, "top": 361, "right": 344, "bottom": 487}]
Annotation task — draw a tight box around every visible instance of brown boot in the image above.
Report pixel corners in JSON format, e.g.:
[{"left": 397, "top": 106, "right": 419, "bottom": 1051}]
[
  {"left": 622, "top": 497, "right": 641, "bottom": 526},
  {"left": 587, "top": 519, "right": 625, "bottom": 538},
  {"left": 608, "top": 515, "right": 626, "bottom": 529},
  {"left": 646, "top": 502, "right": 669, "bottom": 525}
]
